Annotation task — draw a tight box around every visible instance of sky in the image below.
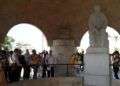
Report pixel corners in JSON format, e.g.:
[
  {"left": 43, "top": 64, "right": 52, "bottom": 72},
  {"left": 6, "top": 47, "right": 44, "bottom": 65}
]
[
  {"left": 7, "top": 24, "right": 120, "bottom": 54},
  {"left": 7, "top": 23, "right": 49, "bottom": 53}
]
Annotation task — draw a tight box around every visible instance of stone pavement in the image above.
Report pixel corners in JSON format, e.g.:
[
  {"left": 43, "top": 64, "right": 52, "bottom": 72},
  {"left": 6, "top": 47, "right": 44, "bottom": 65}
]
[{"left": 8, "top": 77, "right": 82, "bottom": 86}]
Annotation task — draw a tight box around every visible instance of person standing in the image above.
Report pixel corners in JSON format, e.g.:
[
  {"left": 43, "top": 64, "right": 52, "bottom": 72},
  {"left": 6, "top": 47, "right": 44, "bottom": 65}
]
[
  {"left": 47, "top": 50, "right": 56, "bottom": 77},
  {"left": 42, "top": 51, "right": 48, "bottom": 78},
  {"left": 23, "top": 49, "right": 31, "bottom": 79},
  {"left": 30, "top": 49, "right": 39, "bottom": 79},
  {"left": 112, "top": 51, "right": 120, "bottom": 79},
  {"left": 12, "top": 49, "right": 22, "bottom": 81}
]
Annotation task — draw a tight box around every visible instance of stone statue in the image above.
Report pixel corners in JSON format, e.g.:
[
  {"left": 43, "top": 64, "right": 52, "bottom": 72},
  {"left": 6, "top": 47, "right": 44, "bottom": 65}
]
[{"left": 88, "top": 6, "right": 108, "bottom": 48}]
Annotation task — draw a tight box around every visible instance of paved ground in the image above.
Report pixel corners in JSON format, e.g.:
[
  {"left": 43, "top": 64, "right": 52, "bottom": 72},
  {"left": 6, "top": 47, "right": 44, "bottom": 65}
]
[
  {"left": 8, "top": 68, "right": 120, "bottom": 86},
  {"left": 8, "top": 77, "right": 120, "bottom": 86},
  {"left": 112, "top": 80, "right": 120, "bottom": 86},
  {"left": 8, "top": 77, "right": 82, "bottom": 86}
]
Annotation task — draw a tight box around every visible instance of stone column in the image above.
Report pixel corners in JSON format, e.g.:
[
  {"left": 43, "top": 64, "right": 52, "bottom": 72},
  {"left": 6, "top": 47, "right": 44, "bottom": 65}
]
[{"left": 51, "top": 39, "right": 76, "bottom": 76}]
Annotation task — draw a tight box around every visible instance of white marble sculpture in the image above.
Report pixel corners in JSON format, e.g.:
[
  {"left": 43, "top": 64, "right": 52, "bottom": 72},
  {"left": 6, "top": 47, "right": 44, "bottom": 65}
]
[{"left": 88, "top": 6, "right": 108, "bottom": 48}]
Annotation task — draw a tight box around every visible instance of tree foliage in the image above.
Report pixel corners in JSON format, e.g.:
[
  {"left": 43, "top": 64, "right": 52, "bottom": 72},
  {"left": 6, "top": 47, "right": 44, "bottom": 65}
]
[{"left": 1, "top": 36, "right": 15, "bottom": 50}]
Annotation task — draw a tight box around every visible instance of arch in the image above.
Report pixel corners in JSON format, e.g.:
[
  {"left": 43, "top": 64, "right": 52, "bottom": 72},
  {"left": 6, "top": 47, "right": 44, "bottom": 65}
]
[
  {"left": 78, "top": 26, "right": 120, "bottom": 53},
  {"left": 5, "top": 23, "right": 50, "bottom": 52}
]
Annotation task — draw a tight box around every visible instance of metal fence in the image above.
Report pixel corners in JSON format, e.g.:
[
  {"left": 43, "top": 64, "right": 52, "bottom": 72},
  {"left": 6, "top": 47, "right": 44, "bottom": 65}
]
[{"left": 27, "top": 64, "right": 84, "bottom": 78}]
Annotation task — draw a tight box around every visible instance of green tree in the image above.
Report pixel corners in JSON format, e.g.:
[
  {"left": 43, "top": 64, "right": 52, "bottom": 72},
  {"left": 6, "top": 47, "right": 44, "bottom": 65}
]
[{"left": 1, "top": 36, "right": 15, "bottom": 50}]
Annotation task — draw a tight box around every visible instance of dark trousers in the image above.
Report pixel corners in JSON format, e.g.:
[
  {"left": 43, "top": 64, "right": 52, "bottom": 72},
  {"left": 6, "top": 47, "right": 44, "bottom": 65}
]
[
  {"left": 8, "top": 63, "right": 22, "bottom": 82},
  {"left": 23, "top": 65, "right": 30, "bottom": 80},
  {"left": 8, "top": 65, "right": 16, "bottom": 82},
  {"left": 47, "top": 67, "right": 54, "bottom": 77},
  {"left": 16, "top": 66, "right": 22, "bottom": 81},
  {"left": 113, "top": 66, "right": 119, "bottom": 79},
  {"left": 42, "top": 65, "right": 47, "bottom": 78},
  {"left": 51, "top": 67, "right": 54, "bottom": 77},
  {"left": 31, "top": 65, "right": 38, "bottom": 79},
  {"left": 10, "top": 66, "right": 22, "bottom": 82}
]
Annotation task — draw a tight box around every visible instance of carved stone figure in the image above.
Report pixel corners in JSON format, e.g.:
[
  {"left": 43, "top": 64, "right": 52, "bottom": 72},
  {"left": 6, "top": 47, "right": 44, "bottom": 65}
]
[{"left": 88, "top": 6, "right": 108, "bottom": 48}]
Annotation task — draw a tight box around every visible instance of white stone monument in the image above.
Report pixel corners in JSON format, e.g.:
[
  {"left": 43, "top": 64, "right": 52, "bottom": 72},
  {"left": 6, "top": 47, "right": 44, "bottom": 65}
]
[
  {"left": 88, "top": 5, "right": 108, "bottom": 48},
  {"left": 51, "top": 39, "right": 75, "bottom": 76},
  {"left": 84, "top": 6, "right": 111, "bottom": 86}
]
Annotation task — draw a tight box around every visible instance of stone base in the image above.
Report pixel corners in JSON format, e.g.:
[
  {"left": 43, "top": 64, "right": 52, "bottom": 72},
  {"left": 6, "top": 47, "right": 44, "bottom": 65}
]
[
  {"left": 84, "top": 75, "right": 110, "bottom": 86},
  {"left": 84, "top": 47, "right": 111, "bottom": 86},
  {"left": 51, "top": 40, "right": 76, "bottom": 76},
  {"left": 51, "top": 39, "right": 75, "bottom": 64}
]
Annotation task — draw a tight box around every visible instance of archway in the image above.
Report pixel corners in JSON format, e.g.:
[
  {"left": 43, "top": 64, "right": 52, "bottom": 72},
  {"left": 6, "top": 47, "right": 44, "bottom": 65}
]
[
  {"left": 4, "top": 23, "right": 50, "bottom": 53},
  {"left": 78, "top": 26, "right": 120, "bottom": 54}
]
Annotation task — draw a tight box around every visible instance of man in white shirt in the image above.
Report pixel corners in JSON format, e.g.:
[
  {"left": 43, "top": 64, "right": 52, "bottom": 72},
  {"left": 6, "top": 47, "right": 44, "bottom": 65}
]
[{"left": 47, "top": 50, "right": 56, "bottom": 77}]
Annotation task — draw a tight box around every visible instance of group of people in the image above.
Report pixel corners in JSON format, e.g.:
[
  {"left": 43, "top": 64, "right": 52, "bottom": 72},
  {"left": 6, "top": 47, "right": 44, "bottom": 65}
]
[
  {"left": 0, "top": 48, "right": 86, "bottom": 83},
  {"left": 0, "top": 49, "right": 56, "bottom": 83},
  {"left": 0, "top": 47, "right": 120, "bottom": 84},
  {"left": 69, "top": 50, "right": 120, "bottom": 79},
  {"left": 69, "top": 51, "right": 84, "bottom": 76}
]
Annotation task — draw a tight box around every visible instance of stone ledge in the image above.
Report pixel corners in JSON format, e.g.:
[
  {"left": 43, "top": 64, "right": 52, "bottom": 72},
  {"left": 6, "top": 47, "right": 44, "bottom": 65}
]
[{"left": 53, "top": 40, "right": 75, "bottom": 46}]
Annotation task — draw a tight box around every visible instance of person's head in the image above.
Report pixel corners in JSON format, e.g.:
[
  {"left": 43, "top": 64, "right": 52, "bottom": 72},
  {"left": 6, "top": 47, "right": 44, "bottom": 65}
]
[
  {"left": 81, "top": 50, "right": 84, "bottom": 54},
  {"left": 113, "top": 51, "right": 119, "bottom": 56},
  {"left": 9, "top": 51, "right": 13, "bottom": 55},
  {"left": 17, "top": 49, "right": 22, "bottom": 55},
  {"left": 14, "top": 48, "right": 19, "bottom": 53},
  {"left": 42, "top": 50, "right": 46, "bottom": 53},
  {"left": 0, "top": 50, "right": 7, "bottom": 58},
  {"left": 32, "top": 49, "right": 36, "bottom": 54},
  {"left": 19, "top": 49, "right": 22, "bottom": 54},
  {"left": 26, "top": 49, "right": 29, "bottom": 53},
  {"left": 14, "top": 48, "right": 21, "bottom": 55}
]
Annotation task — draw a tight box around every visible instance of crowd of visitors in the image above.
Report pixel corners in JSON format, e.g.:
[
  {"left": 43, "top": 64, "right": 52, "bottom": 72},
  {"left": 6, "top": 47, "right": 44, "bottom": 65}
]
[
  {"left": 1, "top": 47, "right": 120, "bottom": 84},
  {"left": 69, "top": 51, "right": 84, "bottom": 76},
  {"left": 0, "top": 48, "right": 85, "bottom": 83},
  {"left": 0, "top": 49, "right": 56, "bottom": 83}
]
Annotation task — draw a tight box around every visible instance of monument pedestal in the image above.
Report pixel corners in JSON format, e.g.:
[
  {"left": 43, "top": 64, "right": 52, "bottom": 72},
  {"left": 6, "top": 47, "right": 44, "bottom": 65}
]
[
  {"left": 51, "top": 39, "right": 75, "bottom": 76},
  {"left": 84, "top": 47, "right": 111, "bottom": 86},
  {"left": 51, "top": 39, "right": 75, "bottom": 64}
]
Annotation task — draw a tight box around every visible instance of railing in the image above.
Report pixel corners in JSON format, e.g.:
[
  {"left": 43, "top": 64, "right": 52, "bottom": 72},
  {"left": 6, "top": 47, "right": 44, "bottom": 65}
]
[{"left": 28, "top": 64, "right": 84, "bottom": 78}]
